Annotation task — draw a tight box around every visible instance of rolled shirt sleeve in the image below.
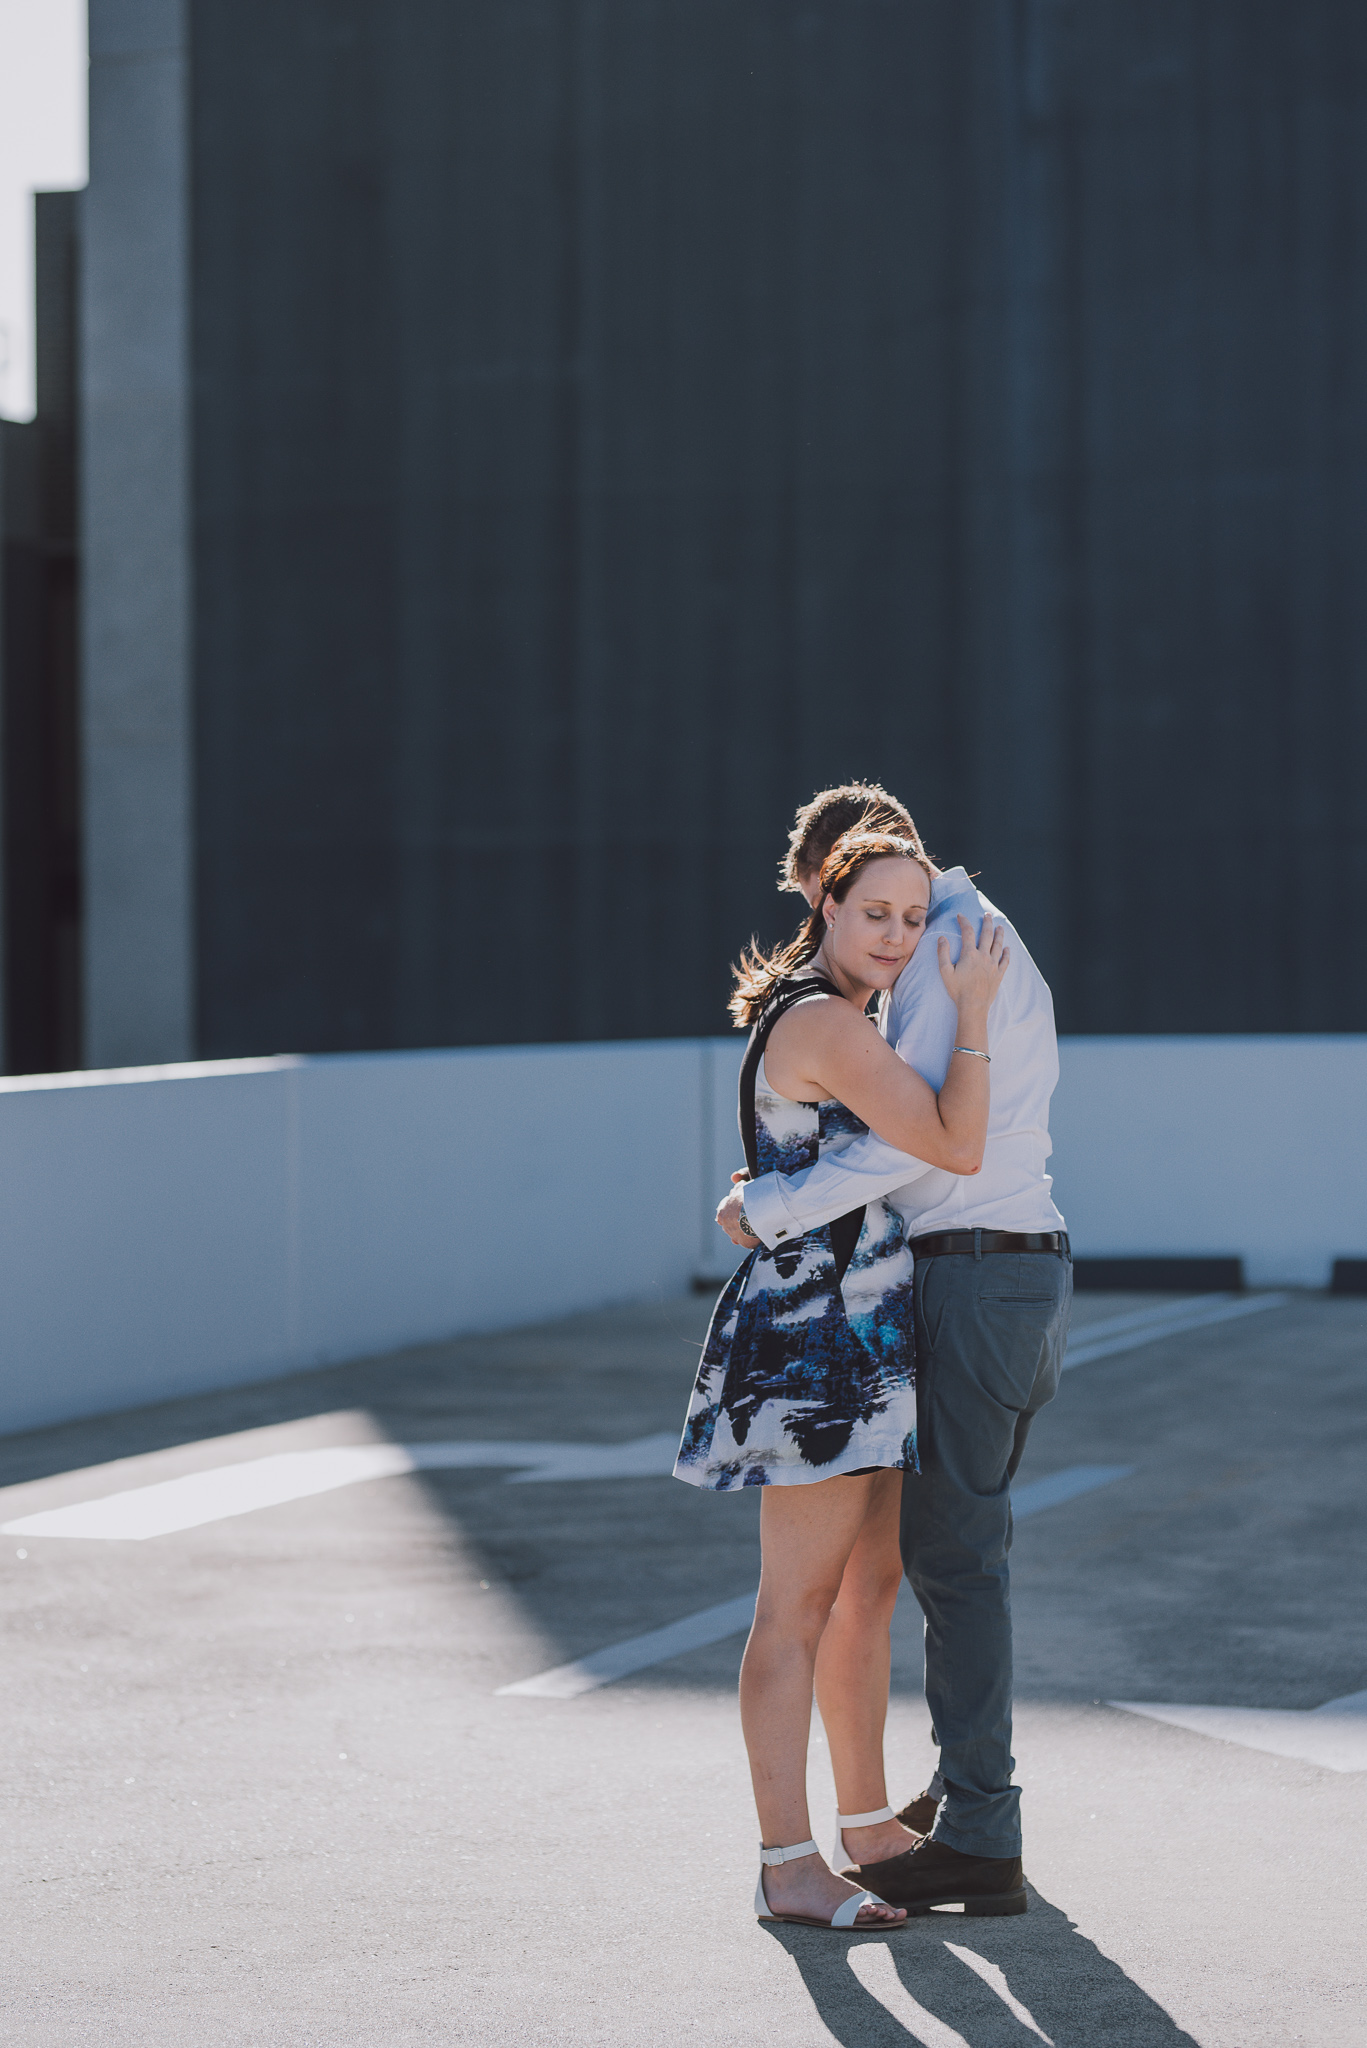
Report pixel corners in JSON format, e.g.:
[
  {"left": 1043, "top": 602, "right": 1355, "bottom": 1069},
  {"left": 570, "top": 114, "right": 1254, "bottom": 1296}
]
[{"left": 741, "top": 1134, "right": 935, "bottom": 1246}]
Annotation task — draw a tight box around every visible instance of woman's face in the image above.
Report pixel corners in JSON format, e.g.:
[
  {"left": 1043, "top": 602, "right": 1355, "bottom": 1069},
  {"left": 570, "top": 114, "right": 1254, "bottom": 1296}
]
[{"left": 822, "top": 856, "right": 931, "bottom": 989}]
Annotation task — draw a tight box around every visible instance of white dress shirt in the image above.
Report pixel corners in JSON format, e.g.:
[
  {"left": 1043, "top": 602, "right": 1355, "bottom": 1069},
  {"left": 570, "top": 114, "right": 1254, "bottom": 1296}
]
[{"left": 740, "top": 867, "right": 1066, "bottom": 1249}]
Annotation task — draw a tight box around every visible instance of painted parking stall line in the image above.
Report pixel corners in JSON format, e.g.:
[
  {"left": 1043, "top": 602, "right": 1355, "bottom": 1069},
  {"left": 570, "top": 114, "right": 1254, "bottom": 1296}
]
[
  {"left": 0, "top": 1296, "right": 1287, "bottom": 1543},
  {"left": 0, "top": 1432, "right": 682, "bottom": 1542},
  {"left": 1062, "top": 1292, "right": 1287, "bottom": 1370},
  {"left": 1110, "top": 1690, "right": 1367, "bottom": 1773},
  {"left": 498, "top": 1462, "right": 1138, "bottom": 1700},
  {"left": 496, "top": 1595, "right": 759, "bottom": 1700},
  {"left": 1010, "top": 1463, "right": 1136, "bottom": 1515}
]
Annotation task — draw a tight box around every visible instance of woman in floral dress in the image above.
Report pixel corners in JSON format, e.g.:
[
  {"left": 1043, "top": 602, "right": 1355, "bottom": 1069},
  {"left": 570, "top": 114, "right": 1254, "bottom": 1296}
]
[{"left": 675, "top": 831, "right": 1007, "bottom": 1930}]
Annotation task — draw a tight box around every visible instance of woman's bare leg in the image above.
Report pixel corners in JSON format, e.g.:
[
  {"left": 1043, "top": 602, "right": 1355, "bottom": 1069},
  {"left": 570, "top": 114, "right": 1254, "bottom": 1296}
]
[
  {"left": 814, "top": 1470, "right": 921, "bottom": 1866},
  {"left": 740, "top": 1474, "right": 904, "bottom": 1925}
]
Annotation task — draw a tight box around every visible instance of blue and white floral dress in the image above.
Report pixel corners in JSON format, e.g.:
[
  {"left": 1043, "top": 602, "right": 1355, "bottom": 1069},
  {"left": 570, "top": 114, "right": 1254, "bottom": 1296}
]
[{"left": 674, "top": 974, "right": 917, "bottom": 1492}]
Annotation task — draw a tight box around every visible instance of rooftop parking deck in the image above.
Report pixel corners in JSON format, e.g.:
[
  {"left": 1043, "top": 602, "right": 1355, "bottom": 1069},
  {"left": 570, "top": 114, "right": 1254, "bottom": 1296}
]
[{"left": 2, "top": 1287, "right": 1364, "bottom": 2046}]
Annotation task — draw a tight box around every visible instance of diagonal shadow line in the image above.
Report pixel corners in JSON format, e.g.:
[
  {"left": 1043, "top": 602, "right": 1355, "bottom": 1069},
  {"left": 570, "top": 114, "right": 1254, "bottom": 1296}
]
[{"left": 765, "top": 1887, "right": 1200, "bottom": 2047}]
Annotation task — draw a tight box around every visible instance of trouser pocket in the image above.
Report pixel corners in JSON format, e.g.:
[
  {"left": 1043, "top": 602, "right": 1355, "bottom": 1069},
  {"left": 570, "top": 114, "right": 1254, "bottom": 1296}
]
[{"left": 914, "top": 1254, "right": 1071, "bottom": 1492}]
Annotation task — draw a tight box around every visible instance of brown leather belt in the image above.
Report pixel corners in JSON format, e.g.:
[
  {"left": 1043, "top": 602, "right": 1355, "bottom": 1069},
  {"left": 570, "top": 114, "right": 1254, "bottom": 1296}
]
[{"left": 909, "top": 1229, "right": 1070, "bottom": 1258}]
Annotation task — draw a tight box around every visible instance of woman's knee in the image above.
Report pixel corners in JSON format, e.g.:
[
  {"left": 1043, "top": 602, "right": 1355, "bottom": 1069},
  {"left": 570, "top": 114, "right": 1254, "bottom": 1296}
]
[
  {"left": 754, "top": 1578, "right": 843, "bottom": 1647},
  {"left": 834, "top": 1559, "right": 903, "bottom": 1626}
]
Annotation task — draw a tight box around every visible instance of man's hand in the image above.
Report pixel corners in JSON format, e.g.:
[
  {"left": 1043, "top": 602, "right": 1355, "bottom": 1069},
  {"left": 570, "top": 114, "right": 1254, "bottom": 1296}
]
[{"left": 716, "top": 1177, "right": 760, "bottom": 1248}]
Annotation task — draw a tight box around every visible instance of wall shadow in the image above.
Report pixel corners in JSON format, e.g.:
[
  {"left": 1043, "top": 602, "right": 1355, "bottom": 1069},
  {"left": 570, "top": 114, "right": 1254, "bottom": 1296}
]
[{"left": 762, "top": 1888, "right": 1201, "bottom": 2047}]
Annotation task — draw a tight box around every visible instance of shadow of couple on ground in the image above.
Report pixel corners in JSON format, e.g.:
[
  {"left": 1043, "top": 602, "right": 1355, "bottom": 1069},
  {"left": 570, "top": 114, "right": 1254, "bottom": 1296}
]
[{"left": 762, "top": 1886, "right": 1199, "bottom": 2046}]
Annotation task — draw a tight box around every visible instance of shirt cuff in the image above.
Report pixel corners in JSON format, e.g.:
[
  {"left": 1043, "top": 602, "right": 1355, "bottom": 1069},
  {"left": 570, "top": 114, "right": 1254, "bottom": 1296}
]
[{"left": 740, "top": 1172, "right": 800, "bottom": 1250}]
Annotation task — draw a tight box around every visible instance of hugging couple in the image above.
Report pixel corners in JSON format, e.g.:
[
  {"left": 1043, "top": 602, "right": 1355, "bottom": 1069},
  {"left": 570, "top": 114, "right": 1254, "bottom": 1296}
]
[{"left": 672, "top": 782, "right": 1072, "bottom": 1932}]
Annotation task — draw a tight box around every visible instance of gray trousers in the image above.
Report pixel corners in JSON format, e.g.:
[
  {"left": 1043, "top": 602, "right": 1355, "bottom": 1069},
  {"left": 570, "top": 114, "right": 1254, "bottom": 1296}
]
[{"left": 900, "top": 1247, "right": 1073, "bottom": 1858}]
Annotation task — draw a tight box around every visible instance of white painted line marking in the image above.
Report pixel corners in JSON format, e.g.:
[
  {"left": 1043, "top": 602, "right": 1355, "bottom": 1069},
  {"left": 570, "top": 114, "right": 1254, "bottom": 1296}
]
[
  {"left": 1011, "top": 1463, "right": 1136, "bottom": 1516},
  {"left": 495, "top": 1593, "right": 758, "bottom": 1699},
  {"left": 4, "top": 1300, "right": 1284, "bottom": 1543},
  {"left": 1062, "top": 1292, "right": 1287, "bottom": 1370},
  {"left": 1317, "top": 1687, "right": 1367, "bottom": 1715},
  {"left": 1110, "top": 1694, "right": 1367, "bottom": 1773},
  {"left": 499, "top": 1432, "right": 679, "bottom": 1486},
  {"left": 2, "top": 1446, "right": 421, "bottom": 1541},
  {"left": 1069, "top": 1295, "right": 1236, "bottom": 1346},
  {"left": 0, "top": 1432, "right": 681, "bottom": 1542},
  {"left": 498, "top": 1463, "right": 1135, "bottom": 1699}
]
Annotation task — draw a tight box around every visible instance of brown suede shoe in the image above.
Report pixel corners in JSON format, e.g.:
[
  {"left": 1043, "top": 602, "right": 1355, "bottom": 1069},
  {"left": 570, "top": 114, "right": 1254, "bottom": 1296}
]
[
  {"left": 895, "top": 1789, "right": 940, "bottom": 1836},
  {"left": 839, "top": 1835, "right": 1027, "bottom": 1916}
]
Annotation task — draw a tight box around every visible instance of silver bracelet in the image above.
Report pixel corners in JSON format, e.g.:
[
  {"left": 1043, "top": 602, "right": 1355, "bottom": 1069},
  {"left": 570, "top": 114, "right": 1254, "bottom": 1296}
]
[{"left": 952, "top": 1045, "right": 991, "bottom": 1062}]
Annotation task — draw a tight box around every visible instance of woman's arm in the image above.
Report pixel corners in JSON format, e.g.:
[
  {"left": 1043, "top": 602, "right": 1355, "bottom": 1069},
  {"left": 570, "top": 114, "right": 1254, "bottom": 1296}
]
[{"left": 764, "top": 917, "right": 1007, "bottom": 1174}]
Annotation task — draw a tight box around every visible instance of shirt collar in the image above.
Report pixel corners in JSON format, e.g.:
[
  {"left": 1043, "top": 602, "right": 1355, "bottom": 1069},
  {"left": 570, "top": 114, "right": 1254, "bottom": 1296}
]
[
  {"left": 930, "top": 865, "right": 973, "bottom": 902},
  {"left": 926, "top": 866, "right": 980, "bottom": 925}
]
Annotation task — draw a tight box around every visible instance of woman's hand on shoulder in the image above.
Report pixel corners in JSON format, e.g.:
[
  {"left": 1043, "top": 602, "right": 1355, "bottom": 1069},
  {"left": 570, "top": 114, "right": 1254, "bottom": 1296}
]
[{"left": 939, "top": 913, "right": 1009, "bottom": 1011}]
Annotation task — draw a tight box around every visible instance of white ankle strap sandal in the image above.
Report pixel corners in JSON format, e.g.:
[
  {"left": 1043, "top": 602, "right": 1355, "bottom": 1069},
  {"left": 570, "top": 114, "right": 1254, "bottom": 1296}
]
[
  {"left": 754, "top": 1838, "right": 895, "bottom": 1931},
  {"left": 832, "top": 1804, "right": 895, "bottom": 1865}
]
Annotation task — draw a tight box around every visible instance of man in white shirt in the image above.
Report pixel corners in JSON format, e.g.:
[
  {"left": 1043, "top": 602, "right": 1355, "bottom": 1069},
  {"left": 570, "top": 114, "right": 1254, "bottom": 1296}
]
[{"left": 717, "top": 783, "right": 1072, "bottom": 1916}]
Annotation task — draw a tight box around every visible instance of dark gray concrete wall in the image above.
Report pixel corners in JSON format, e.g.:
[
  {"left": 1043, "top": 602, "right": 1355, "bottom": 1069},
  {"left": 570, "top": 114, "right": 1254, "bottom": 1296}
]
[{"left": 189, "top": 0, "right": 1367, "bottom": 1055}]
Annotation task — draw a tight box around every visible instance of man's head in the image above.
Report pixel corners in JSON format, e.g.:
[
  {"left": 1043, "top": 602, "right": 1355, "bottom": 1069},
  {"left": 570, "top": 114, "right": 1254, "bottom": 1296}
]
[{"left": 782, "top": 782, "right": 922, "bottom": 907}]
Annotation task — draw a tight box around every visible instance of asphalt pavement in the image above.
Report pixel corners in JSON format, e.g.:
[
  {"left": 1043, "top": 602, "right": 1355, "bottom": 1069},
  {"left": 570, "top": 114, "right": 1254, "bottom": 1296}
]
[{"left": 1, "top": 1284, "right": 1364, "bottom": 2046}]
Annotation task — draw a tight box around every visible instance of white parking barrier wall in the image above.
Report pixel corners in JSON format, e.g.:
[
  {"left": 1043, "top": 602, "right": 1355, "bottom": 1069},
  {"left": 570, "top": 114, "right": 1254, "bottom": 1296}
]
[
  {"left": 1, "top": 1034, "right": 1363, "bottom": 1434},
  {"left": 0, "top": 1043, "right": 706, "bottom": 1435},
  {"left": 1048, "top": 1036, "right": 1367, "bottom": 1291}
]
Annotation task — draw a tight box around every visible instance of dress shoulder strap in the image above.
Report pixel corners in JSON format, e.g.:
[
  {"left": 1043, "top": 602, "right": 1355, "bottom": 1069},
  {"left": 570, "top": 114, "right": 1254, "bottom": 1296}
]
[{"left": 736, "top": 975, "right": 840, "bottom": 1180}]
